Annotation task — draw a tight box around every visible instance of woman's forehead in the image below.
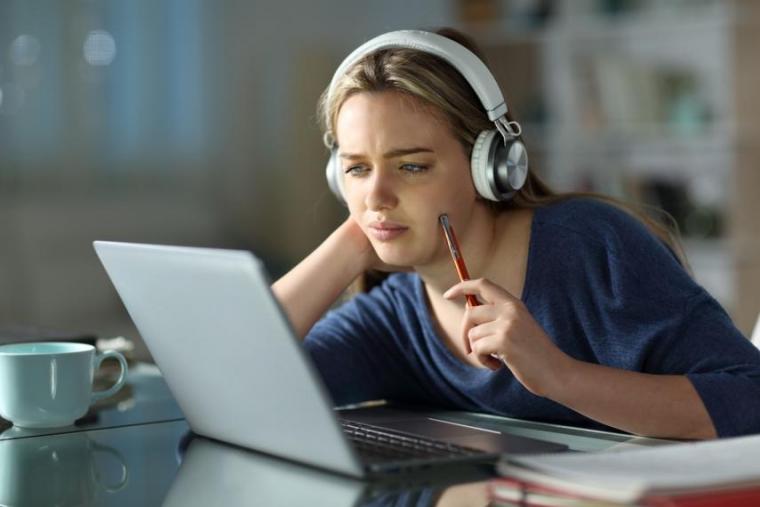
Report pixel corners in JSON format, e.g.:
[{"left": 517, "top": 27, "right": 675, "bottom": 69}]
[{"left": 335, "top": 91, "right": 451, "bottom": 148}]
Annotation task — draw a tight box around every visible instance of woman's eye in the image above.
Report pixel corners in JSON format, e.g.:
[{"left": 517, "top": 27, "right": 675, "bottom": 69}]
[
  {"left": 401, "top": 163, "right": 429, "bottom": 175},
  {"left": 344, "top": 165, "right": 369, "bottom": 176},
  {"left": 344, "top": 163, "right": 428, "bottom": 176}
]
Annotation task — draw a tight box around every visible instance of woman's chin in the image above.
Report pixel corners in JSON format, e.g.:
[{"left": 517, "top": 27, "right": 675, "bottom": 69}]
[
  {"left": 370, "top": 237, "right": 435, "bottom": 269},
  {"left": 376, "top": 257, "right": 413, "bottom": 270},
  {"left": 373, "top": 249, "right": 418, "bottom": 269},
  {"left": 379, "top": 255, "right": 436, "bottom": 271}
]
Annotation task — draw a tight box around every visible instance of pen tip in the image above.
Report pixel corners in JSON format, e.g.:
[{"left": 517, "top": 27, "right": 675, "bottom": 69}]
[{"left": 438, "top": 213, "right": 448, "bottom": 226}]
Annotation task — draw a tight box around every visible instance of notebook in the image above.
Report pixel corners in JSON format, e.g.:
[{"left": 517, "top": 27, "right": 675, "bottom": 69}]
[{"left": 94, "top": 241, "right": 565, "bottom": 478}]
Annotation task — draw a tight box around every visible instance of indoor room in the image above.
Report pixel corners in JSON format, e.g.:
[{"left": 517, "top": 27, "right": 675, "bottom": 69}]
[{"left": 1, "top": 1, "right": 760, "bottom": 505}]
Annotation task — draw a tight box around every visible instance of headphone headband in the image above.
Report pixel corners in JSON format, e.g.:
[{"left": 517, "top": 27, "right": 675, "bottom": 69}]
[
  {"left": 324, "top": 29, "right": 528, "bottom": 205},
  {"left": 326, "top": 30, "right": 508, "bottom": 123}
]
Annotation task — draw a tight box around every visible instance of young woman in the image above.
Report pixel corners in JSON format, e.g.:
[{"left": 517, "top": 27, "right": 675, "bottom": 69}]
[{"left": 273, "top": 28, "right": 760, "bottom": 440}]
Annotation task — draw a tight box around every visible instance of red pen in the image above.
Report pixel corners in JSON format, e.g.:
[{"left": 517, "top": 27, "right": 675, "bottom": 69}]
[
  {"left": 439, "top": 214, "right": 479, "bottom": 354},
  {"left": 439, "top": 214, "right": 480, "bottom": 307}
]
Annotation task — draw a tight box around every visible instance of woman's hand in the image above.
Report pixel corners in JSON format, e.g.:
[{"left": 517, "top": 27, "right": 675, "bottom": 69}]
[
  {"left": 443, "top": 278, "right": 569, "bottom": 397},
  {"left": 273, "top": 217, "right": 392, "bottom": 339},
  {"left": 340, "top": 217, "right": 377, "bottom": 270}
]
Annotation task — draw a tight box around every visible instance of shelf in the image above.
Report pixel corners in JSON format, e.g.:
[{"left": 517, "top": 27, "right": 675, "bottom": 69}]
[
  {"left": 471, "top": 0, "right": 758, "bottom": 327},
  {"left": 468, "top": 1, "right": 733, "bottom": 44},
  {"left": 523, "top": 123, "right": 736, "bottom": 181},
  {"left": 524, "top": 122, "right": 736, "bottom": 148},
  {"left": 550, "top": 3, "right": 734, "bottom": 40}
]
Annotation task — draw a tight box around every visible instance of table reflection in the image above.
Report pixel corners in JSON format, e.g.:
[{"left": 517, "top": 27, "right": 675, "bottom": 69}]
[
  {"left": 164, "top": 433, "right": 493, "bottom": 507},
  {"left": 0, "top": 430, "right": 128, "bottom": 506}
]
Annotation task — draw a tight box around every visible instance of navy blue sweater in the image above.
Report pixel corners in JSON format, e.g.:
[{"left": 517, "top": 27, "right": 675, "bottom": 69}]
[{"left": 304, "top": 199, "right": 760, "bottom": 437}]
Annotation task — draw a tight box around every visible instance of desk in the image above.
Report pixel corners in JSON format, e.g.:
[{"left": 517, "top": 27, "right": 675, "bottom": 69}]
[{"left": 0, "top": 362, "right": 671, "bottom": 506}]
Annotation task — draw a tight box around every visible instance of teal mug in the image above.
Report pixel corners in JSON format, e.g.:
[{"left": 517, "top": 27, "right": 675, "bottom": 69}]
[{"left": 0, "top": 342, "right": 128, "bottom": 428}]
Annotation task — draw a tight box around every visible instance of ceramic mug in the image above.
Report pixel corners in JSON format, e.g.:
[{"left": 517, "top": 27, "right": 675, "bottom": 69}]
[{"left": 0, "top": 342, "right": 128, "bottom": 428}]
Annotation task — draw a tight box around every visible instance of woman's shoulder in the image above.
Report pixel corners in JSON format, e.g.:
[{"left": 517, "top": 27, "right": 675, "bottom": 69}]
[
  {"left": 533, "top": 197, "right": 658, "bottom": 255},
  {"left": 528, "top": 197, "right": 696, "bottom": 308},
  {"left": 536, "top": 197, "right": 638, "bottom": 232}
]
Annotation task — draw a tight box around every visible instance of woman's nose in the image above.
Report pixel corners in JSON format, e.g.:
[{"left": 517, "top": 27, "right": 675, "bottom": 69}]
[{"left": 365, "top": 169, "right": 398, "bottom": 211}]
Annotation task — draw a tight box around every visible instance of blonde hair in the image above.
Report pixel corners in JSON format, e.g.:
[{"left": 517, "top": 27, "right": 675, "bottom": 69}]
[{"left": 318, "top": 28, "right": 688, "bottom": 291}]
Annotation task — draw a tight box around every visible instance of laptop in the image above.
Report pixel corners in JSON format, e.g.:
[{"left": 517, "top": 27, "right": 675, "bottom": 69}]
[{"left": 94, "top": 241, "right": 566, "bottom": 478}]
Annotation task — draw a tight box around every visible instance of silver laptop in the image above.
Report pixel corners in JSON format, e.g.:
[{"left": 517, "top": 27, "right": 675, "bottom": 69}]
[{"left": 94, "top": 241, "right": 566, "bottom": 478}]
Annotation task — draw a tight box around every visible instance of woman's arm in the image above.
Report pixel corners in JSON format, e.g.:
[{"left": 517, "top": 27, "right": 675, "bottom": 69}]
[
  {"left": 444, "top": 278, "right": 717, "bottom": 440},
  {"left": 272, "top": 218, "right": 373, "bottom": 339},
  {"left": 547, "top": 357, "right": 717, "bottom": 440}
]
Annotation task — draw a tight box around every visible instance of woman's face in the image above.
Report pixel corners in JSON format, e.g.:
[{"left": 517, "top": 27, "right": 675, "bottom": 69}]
[{"left": 335, "top": 90, "right": 477, "bottom": 267}]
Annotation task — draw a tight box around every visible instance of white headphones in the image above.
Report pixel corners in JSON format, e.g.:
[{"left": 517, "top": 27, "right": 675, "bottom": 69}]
[{"left": 324, "top": 29, "right": 529, "bottom": 205}]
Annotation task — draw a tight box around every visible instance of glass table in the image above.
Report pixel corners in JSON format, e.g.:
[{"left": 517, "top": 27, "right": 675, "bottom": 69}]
[{"left": 0, "top": 361, "right": 674, "bottom": 506}]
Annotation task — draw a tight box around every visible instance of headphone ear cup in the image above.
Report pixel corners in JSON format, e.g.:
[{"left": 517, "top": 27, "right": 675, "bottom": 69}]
[
  {"left": 325, "top": 149, "right": 347, "bottom": 206},
  {"left": 470, "top": 130, "right": 500, "bottom": 201},
  {"left": 504, "top": 139, "right": 529, "bottom": 192},
  {"left": 470, "top": 129, "right": 529, "bottom": 202}
]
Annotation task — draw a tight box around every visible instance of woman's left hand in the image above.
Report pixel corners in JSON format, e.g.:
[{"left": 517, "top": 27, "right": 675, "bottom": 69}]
[{"left": 443, "top": 278, "right": 569, "bottom": 397}]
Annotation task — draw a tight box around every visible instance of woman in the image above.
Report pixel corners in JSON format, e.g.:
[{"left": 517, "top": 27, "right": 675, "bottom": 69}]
[{"left": 273, "top": 28, "right": 760, "bottom": 440}]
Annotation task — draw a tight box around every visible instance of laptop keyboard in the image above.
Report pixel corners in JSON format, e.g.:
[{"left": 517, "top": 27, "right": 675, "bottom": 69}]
[{"left": 340, "top": 419, "right": 484, "bottom": 465}]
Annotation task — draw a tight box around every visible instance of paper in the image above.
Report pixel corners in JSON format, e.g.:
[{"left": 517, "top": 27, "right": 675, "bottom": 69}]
[{"left": 499, "top": 433, "right": 760, "bottom": 501}]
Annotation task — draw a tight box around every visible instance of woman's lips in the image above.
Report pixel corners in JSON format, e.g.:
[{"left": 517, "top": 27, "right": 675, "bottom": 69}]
[{"left": 368, "top": 222, "right": 409, "bottom": 241}]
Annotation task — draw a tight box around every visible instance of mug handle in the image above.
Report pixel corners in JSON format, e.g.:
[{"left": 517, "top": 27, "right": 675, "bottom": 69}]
[
  {"left": 91, "top": 350, "right": 128, "bottom": 404},
  {"left": 90, "top": 442, "right": 130, "bottom": 493}
]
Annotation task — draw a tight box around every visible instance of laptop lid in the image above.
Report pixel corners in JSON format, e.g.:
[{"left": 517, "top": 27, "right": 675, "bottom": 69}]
[
  {"left": 165, "top": 434, "right": 494, "bottom": 507},
  {"left": 94, "top": 241, "right": 364, "bottom": 477},
  {"left": 164, "top": 437, "right": 367, "bottom": 507}
]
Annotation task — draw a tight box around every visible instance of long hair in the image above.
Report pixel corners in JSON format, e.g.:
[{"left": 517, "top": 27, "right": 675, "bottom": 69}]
[{"left": 317, "top": 27, "right": 688, "bottom": 293}]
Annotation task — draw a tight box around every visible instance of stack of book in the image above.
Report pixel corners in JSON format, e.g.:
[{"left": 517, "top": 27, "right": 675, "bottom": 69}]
[{"left": 491, "top": 433, "right": 760, "bottom": 506}]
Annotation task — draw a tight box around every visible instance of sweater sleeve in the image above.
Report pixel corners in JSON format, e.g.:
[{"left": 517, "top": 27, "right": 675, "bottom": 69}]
[
  {"left": 664, "top": 290, "right": 760, "bottom": 437},
  {"left": 595, "top": 211, "right": 760, "bottom": 437},
  {"left": 535, "top": 200, "right": 760, "bottom": 437},
  {"left": 601, "top": 213, "right": 760, "bottom": 438},
  {"left": 302, "top": 284, "right": 423, "bottom": 407},
  {"left": 600, "top": 219, "right": 760, "bottom": 438}
]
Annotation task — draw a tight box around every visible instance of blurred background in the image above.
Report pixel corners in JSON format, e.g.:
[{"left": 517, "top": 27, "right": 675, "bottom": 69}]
[{"left": 0, "top": 0, "right": 758, "bottom": 361}]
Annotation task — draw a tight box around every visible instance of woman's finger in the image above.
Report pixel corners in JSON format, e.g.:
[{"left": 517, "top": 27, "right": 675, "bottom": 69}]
[
  {"left": 443, "top": 278, "right": 518, "bottom": 304},
  {"left": 467, "top": 320, "right": 501, "bottom": 341},
  {"left": 457, "top": 311, "right": 473, "bottom": 355},
  {"left": 468, "top": 324, "right": 508, "bottom": 371},
  {"left": 469, "top": 335, "right": 504, "bottom": 370},
  {"left": 461, "top": 306, "right": 501, "bottom": 355},
  {"left": 464, "top": 303, "right": 500, "bottom": 325}
]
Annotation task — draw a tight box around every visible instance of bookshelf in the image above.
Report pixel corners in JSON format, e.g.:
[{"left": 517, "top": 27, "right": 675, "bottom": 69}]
[{"left": 466, "top": 0, "right": 760, "bottom": 334}]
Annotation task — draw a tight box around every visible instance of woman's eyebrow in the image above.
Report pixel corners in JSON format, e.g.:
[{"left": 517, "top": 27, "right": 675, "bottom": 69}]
[{"left": 339, "top": 147, "right": 434, "bottom": 160}]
